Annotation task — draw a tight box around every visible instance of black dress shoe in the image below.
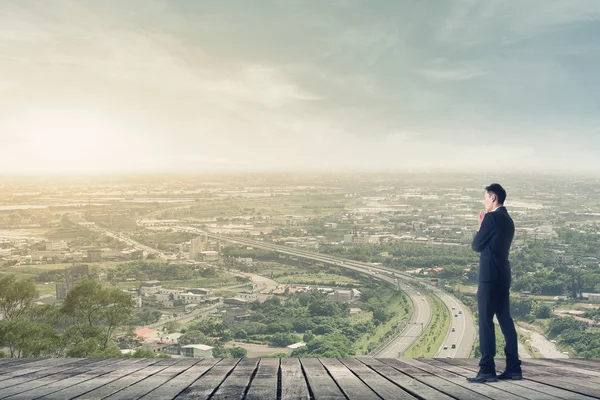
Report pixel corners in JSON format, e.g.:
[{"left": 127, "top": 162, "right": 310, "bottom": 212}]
[
  {"left": 498, "top": 370, "right": 522, "bottom": 380},
  {"left": 466, "top": 372, "right": 498, "bottom": 383}
]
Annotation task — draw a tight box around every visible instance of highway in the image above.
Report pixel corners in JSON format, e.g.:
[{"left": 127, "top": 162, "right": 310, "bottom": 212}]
[
  {"left": 373, "top": 286, "right": 431, "bottom": 357},
  {"left": 95, "top": 222, "right": 476, "bottom": 358},
  {"left": 434, "top": 290, "right": 477, "bottom": 358},
  {"left": 175, "top": 227, "right": 476, "bottom": 357}
]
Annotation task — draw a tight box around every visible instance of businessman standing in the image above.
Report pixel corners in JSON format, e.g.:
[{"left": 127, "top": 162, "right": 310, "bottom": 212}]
[{"left": 467, "top": 183, "right": 522, "bottom": 383}]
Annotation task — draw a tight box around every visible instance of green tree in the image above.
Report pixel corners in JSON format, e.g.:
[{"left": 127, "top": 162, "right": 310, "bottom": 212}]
[
  {"left": 0, "top": 275, "right": 38, "bottom": 322},
  {"left": 61, "top": 279, "right": 134, "bottom": 352},
  {"left": 229, "top": 347, "right": 247, "bottom": 358},
  {"left": 179, "top": 330, "right": 208, "bottom": 346},
  {"left": 535, "top": 304, "right": 552, "bottom": 319}
]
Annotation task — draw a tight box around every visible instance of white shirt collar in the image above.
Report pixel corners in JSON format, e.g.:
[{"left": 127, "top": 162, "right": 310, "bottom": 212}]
[{"left": 491, "top": 206, "right": 503, "bottom": 212}]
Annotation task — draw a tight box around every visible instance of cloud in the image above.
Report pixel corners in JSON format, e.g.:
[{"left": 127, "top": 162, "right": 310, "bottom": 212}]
[
  {"left": 0, "top": 0, "right": 600, "bottom": 173},
  {"left": 418, "top": 68, "right": 488, "bottom": 81}
]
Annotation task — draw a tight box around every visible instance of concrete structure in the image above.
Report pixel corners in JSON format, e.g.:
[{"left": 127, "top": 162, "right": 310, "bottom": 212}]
[
  {"left": 181, "top": 344, "right": 214, "bottom": 358},
  {"left": 589, "top": 293, "right": 600, "bottom": 304},
  {"left": 327, "top": 289, "right": 361, "bottom": 302},
  {"left": 174, "top": 292, "right": 205, "bottom": 304},
  {"left": 190, "top": 234, "right": 209, "bottom": 259},
  {"left": 343, "top": 232, "right": 371, "bottom": 244},
  {"left": 55, "top": 264, "right": 91, "bottom": 301},
  {"left": 223, "top": 307, "right": 251, "bottom": 325},
  {"left": 286, "top": 342, "right": 306, "bottom": 355},
  {"left": 235, "top": 292, "right": 257, "bottom": 301},
  {"left": 122, "top": 289, "right": 142, "bottom": 308},
  {"left": 198, "top": 250, "right": 219, "bottom": 262},
  {"left": 140, "top": 280, "right": 162, "bottom": 294}
]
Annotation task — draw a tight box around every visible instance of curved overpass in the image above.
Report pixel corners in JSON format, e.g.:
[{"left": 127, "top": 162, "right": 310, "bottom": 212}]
[{"left": 175, "top": 227, "right": 476, "bottom": 357}]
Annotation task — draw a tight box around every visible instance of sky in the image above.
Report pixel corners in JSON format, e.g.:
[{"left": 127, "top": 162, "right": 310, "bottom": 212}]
[{"left": 1, "top": 0, "right": 600, "bottom": 174}]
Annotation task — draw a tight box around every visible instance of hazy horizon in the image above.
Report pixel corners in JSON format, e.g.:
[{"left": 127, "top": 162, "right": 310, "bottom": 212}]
[{"left": 2, "top": 0, "right": 600, "bottom": 174}]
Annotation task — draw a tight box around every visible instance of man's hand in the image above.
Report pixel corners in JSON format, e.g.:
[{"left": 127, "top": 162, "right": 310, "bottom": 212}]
[{"left": 478, "top": 211, "right": 487, "bottom": 229}]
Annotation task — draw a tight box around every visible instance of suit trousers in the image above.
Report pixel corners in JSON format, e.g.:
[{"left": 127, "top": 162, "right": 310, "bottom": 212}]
[{"left": 477, "top": 282, "right": 521, "bottom": 373}]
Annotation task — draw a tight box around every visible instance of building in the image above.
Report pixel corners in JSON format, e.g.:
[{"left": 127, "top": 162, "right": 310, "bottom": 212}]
[
  {"left": 286, "top": 342, "right": 306, "bottom": 355},
  {"left": 174, "top": 292, "right": 205, "bottom": 304},
  {"left": 140, "top": 280, "right": 162, "bottom": 294},
  {"left": 181, "top": 344, "right": 214, "bottom": 358},
  {"left": 343, "top": 232, "right": 371, "bottom": 245},
  {"left": 56, "top": 264, "right": 91, "bottom": 301},
  {"left": 589, "top": 293, "right": 600, "bottom": 304},
  {"left": 122, "top": 289, "right": 142, "bottom": 308},
  {"left": 190, "top": 234, "right": 209, "bottom": 259},
  {"left": 222, "top": 307, "right": 251, "bottom": 325},
  {"left": 198, "top": 251, "right": 219, "bottom": 262},
  {"left": 327, "top": 289, "right": 361, "bottom": 303},
  {"left": 120, "top": 249, "right": 144, "bottom": 260},
  {"left": 235, "top": 292, "right": 257, "bottom": 301}
]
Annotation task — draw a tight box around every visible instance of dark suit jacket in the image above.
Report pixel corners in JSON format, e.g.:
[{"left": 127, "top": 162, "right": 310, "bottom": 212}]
[{"left": 472, "top": 206, "right": 515, "bottom": 287}]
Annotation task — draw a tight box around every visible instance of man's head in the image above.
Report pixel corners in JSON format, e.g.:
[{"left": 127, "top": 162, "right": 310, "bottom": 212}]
[{"left": 484, "top": 183, "right": 506, "bottom": 212}]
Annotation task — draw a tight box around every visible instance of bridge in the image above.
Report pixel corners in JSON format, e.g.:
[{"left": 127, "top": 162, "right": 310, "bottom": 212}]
[{"left": 176, "top": 227, "right": 476, "bottom": 359}]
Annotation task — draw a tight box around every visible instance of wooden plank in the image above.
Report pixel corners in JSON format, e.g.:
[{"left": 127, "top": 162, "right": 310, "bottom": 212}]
[
  {"left": 338, "top": 358, "right": 417, "bottom": 400},
  {"left": 0, "top": 358, "right": 90, "bottom": 382},
  {"left": 441, "top": 358, "right": 588, "bottom": 400},
  {"left": 528, "top": 358, "right": 600, "bottom": 374},
  {"left": 245, "top": 358, "right": 279, "bottom": 400},
  {"left": 280, "top": 358, "right": 310, "bottom": 400},
  {"left": 0, "top": 358, "right": 45, "bottom": 372},
  {"left": 73, "top": 358, "right": 180, "bottom": 400},
  {"left": 175, "top": 358, "right": 239, "bottom": 400},
  {"left": 357, "top": 357, "right": 462, "bottom": 400},
  {"left": 372, "top": 358, "right": 490, "bottom": 400},
  {"left": 423, "top": 358, "right": 564, "bottom": 400},
  {"left": 389, "top": 358, "right": 527, "bottom": 400},
  {"left": 139, "top": 358, "right": 221, "bottom": 400},
  {"left": 319, "top": 358, "right": 380, "bottom": 400},
  {"left": 521, "top": 359, "right": 600, "bottom": 378},
  {"left": 0, "top": 358, "right": 118, "bottom": 396},
  {"left": 37, "top": 359, "right": 159, "bottom": 400},
  {"left": 299, "top": 358, "right": 346, "bottom": 400},
  {"left": 1, "top": 359, "right": 126, "bottom": 400},
  {"left": 495, "top": 359, "right": 600, "bottom": 399},
  {"left": 211, "top": 358, "right": 260, "bottom": 400},
  {"left": 102, "top": 358, "right": 200, "bottom": 400}
]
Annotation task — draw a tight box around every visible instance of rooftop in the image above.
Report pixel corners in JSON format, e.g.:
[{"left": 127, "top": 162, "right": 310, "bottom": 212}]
[{"left": 0, "top": 357, "right": 597, "bottom": 399}]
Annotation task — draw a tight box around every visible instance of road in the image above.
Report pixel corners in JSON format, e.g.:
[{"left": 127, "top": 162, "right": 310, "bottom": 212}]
[
  {"left": 518, "top": 325, "right": 568, "bottom": 358},
  {"left": 374, "top": 287, "right": 432, "bottom": 357},
  {"left": 178, "top": 227, "right": 477, "bottom": 358},
  {"left": 435, "top": 290, "right": 477, "bottom": 358},
  {"left": 90, "top": 225, "right": 169, "bottom": 260},
  {"left": 94, "top": 222, "right": 476, "bottom": 358}
]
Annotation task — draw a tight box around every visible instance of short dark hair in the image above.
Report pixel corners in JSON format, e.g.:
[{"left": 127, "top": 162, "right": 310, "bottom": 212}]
[{"left": 485, "top": 183, "right": 507, "bottom": 204}]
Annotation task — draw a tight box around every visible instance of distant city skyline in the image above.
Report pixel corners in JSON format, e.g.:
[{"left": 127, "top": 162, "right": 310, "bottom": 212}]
[{"left": 1, "top": 0, "right": 600, "bottom": 174}]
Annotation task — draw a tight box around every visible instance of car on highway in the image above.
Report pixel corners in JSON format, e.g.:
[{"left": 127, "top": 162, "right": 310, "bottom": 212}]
[
  {"left": 443, "top": 346, "right": 448, "bottom": 350},
  {"left": 454, "top": 314, "right": 458, "bottom": 317},
  {"left": 451, "top": 327, "right": 455, "bottom": 332},
  {"left": 451, "top": 344, "right": 456, "bottom": 349},
  {"left": 458, "top": 310, "right": 462, "bottom": 314}
]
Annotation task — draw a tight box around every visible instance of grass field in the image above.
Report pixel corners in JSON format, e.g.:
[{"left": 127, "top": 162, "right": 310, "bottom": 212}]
[
  {"left": 354, "top": 289, "right": 412, "bottom": 355},
  {"left": 404, "top": 294, "right": 450, "bottom": 358},
  {"left": 277, "top": 273, "right": 359, "bottom": 286}
]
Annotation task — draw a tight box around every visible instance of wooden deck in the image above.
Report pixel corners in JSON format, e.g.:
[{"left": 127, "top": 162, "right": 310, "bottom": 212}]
[{"left": 0, "top": 357, "right": 598, "bottom": 399}]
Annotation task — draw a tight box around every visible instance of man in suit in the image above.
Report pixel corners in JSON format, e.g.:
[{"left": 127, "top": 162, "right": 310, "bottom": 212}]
[{"left": 467, "top": 183, "right": 522, "bottom": 383}]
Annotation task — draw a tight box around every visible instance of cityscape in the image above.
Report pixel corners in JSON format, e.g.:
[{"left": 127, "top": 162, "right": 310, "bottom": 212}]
[
  {"left": 1, "top": 173, "right": 599, "bottom": 362},
  {"left": 1, "top": 0, "right": 600, "bottom": 397}
]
